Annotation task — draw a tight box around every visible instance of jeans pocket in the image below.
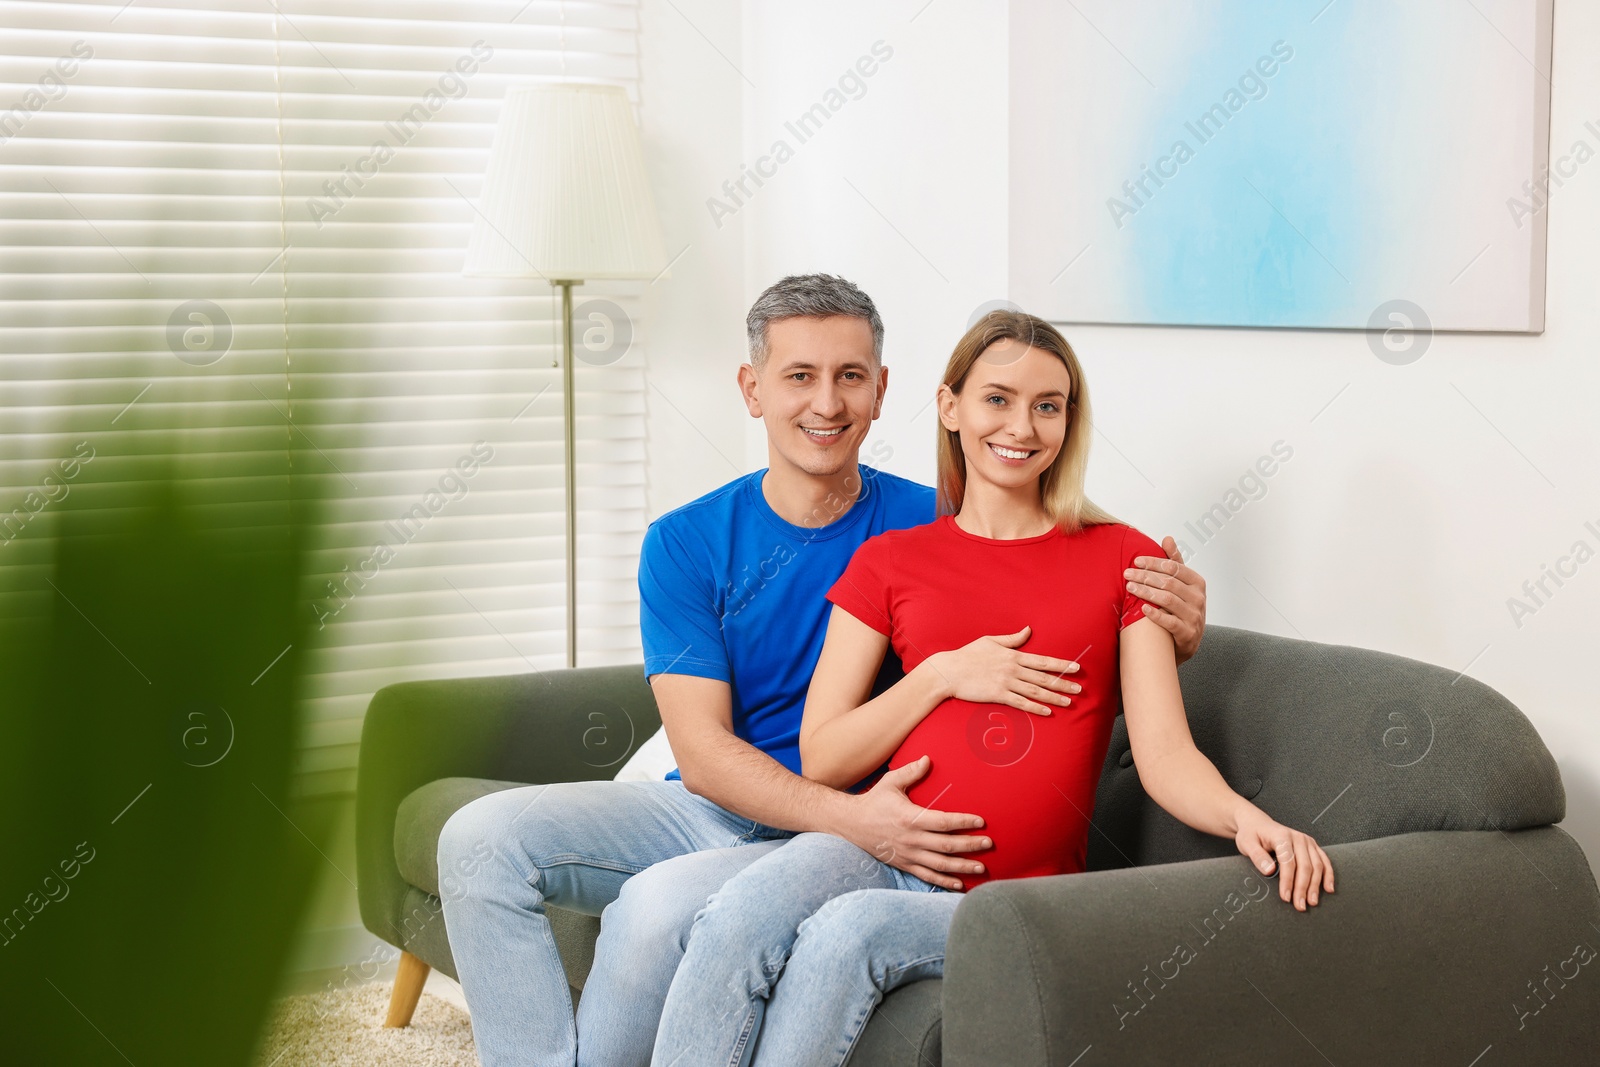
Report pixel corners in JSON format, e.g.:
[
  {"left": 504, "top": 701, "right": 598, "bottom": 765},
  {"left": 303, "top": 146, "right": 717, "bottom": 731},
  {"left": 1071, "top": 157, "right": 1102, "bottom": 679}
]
[
  {"left": 739, "top": 823, "right": 795, "bottom": 844},
  {"left": 760, "top": 823, "right": 797, "bottom": 841}
]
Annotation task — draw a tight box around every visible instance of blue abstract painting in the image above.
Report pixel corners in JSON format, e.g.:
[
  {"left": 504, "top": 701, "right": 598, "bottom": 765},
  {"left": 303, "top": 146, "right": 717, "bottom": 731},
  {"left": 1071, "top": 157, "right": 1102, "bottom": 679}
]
[{"left": 1010, "top": 0, "right": 1553, "bottom": 332}]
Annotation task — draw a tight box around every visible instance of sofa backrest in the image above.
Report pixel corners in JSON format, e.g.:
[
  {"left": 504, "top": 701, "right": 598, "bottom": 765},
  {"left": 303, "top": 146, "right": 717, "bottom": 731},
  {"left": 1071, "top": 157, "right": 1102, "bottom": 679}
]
[{"left": 1085, "top": 625, "right": 1566, "bottom": 871}]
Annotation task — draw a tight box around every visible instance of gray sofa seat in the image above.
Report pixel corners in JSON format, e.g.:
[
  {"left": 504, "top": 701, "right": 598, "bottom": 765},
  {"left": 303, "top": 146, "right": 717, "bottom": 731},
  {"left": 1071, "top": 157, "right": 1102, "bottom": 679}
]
[
  {"left": 945, "top": 826, "right": 1598, "bottom": 1065},
  {"left": 356, "top": 626, "right": 1596, "bottom": 1066},
  {"left": 394, "top": 775, "right": 602, "bottom": 993}
]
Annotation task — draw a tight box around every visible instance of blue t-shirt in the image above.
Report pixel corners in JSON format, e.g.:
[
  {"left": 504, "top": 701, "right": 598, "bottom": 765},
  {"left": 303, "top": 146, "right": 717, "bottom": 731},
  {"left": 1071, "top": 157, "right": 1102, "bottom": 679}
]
[{"left": 639, "top": 464, "right": 937, "bottom": 778}]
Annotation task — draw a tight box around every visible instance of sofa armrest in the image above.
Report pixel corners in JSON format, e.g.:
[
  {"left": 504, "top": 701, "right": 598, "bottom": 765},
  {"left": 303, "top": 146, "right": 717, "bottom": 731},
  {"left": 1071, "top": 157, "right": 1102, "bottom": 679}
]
[
  {"left": 355, "top": 665, "right": 661, "bottom": 946},
  {"left": 942, "top": 827, "right": 1600, "bottom": 1067}
]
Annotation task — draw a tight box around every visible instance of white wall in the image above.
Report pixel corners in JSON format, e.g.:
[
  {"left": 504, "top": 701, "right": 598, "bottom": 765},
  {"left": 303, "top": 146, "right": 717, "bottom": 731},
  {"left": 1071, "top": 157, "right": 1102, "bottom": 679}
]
[
  {"left": 640, "top": 0, "right": 1600, "bottom": 880},
  {"left": 638, "top": 0, "right": 751, "bottom": 517}
]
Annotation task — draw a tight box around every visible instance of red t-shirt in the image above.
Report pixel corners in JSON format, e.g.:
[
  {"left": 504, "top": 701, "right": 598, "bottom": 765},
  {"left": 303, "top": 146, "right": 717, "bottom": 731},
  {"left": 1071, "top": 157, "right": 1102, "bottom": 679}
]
[{"left": 825, "top": 514, "right": 1163, "bottom": 891}]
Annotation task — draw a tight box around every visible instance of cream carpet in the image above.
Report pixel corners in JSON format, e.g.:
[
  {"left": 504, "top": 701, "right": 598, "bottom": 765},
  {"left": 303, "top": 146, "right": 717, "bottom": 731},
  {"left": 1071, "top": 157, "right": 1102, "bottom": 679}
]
[{"left": 253, "top": 982, "right": 478, "bottom": 1067}]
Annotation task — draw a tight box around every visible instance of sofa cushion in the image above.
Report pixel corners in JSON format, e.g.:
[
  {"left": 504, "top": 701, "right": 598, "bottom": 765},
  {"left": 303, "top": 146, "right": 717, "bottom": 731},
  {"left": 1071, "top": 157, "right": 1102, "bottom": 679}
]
[
  {"left": 1086, "top": 625, "right": 1566, "bottom": 871},
  {"left": 393, "top": 776, "right": 600, "bottom": 989},
  {"left": 393, "top": 777, "right": 601, "bottom": 991},
  {"left": 856, "top": 979, "right": 943, "bottom": 1066},
  {"left": 395, "top": 776, "right": 528, "bottom": 899}
]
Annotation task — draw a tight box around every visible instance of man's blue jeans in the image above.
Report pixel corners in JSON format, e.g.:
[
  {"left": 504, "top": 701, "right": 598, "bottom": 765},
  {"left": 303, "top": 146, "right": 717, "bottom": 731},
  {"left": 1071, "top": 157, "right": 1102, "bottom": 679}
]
[
  {"left": 651, "top": 831, "right": 961, "bottom": 1067},
  {"left": 437, "top": 779, "right": 794, "bottom": 1067}
]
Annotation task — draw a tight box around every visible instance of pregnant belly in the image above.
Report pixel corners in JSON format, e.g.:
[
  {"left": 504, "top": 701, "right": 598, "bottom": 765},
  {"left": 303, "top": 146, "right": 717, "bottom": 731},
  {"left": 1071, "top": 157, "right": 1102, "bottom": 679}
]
[{"left": 889, "top": 698, "right": 1112, "bottom": 892}]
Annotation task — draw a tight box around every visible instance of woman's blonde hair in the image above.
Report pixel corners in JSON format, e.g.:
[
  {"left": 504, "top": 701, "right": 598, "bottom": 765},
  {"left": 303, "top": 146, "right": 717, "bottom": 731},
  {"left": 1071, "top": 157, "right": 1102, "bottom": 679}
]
[{"left": 935, "top": 309, "right": 1120, "bottom": 532}]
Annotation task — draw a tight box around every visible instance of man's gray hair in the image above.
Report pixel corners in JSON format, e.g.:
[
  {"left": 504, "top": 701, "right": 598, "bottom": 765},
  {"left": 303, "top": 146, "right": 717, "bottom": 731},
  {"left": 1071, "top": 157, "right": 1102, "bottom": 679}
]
[{"left": 746, "top": 274, "right": 884, "bottom": 369}]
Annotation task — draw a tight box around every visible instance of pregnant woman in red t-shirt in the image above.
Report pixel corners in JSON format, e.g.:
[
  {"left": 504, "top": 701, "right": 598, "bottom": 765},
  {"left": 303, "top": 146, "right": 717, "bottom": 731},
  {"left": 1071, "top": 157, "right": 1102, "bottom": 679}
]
[{"left": 651, "top": 310, "right": 1336, "bottom": 1067}]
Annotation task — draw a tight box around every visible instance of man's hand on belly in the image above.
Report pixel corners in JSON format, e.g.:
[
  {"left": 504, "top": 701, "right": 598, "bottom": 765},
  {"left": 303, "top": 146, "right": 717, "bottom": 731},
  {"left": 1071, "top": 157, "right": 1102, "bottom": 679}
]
[{"left": 825, "top": 755, "right": 991, "bottom": 892}]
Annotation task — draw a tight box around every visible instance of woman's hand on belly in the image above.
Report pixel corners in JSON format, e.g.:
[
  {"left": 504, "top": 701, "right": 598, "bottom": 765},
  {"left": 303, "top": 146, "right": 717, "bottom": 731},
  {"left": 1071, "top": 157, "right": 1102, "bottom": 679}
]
[{"left": 923, "top": 626, "right": 1082, "bottom": 715}]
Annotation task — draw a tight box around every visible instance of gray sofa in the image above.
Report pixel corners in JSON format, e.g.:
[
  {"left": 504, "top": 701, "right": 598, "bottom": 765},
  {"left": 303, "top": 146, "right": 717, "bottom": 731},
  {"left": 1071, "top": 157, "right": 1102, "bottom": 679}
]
[{"left": 356, "top": 625, "right": 1600, "bottom": 1064}]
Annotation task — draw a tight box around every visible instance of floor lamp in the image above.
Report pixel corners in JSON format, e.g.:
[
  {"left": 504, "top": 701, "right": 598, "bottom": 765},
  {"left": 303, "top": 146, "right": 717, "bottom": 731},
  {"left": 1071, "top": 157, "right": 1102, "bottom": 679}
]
[{"left": 463, "top": 83, "right": 666, "bottom": 669}]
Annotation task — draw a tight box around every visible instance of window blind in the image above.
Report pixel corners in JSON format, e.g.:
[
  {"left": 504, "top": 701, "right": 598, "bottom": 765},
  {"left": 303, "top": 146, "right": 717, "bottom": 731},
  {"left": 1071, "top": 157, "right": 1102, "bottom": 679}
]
[{"left": 0, "top": 0, "right": 649, "bottom": 798}]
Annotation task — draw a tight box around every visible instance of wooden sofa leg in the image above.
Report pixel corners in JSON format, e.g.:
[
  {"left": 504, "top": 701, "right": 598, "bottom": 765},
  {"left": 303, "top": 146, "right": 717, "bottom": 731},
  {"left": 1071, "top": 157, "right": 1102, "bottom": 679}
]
[{"left": 384, "top": 950, "right": 431, "bottom": 1028}]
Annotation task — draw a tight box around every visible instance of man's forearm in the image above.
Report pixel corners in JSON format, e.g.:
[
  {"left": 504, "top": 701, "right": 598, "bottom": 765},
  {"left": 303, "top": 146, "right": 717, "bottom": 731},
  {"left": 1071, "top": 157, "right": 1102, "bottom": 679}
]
[{"left": 678, "top": 725, "right": 855, "bottom": 835}]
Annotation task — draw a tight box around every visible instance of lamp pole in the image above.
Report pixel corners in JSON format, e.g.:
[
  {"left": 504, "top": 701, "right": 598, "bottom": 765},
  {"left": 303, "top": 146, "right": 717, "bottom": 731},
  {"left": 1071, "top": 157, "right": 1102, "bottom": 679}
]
[
  {"left": 557, "top": 278, "right": 579, "bottom": 669},
  {"left": 465, "top": 83, "right": 667, "bottom": 673}
]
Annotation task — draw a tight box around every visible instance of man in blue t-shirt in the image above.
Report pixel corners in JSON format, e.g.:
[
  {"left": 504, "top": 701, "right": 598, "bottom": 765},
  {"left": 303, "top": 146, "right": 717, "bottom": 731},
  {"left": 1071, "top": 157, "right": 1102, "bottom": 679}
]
[{"left": 440, "top": 275, "right": 1209, "bottom": 1067}]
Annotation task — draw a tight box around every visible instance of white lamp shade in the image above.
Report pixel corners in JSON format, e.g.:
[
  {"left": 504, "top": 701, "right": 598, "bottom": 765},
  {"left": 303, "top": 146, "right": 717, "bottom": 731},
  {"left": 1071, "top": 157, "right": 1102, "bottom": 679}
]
[{"left": 464, "top": 82, "right": 667, "bottom": 280}]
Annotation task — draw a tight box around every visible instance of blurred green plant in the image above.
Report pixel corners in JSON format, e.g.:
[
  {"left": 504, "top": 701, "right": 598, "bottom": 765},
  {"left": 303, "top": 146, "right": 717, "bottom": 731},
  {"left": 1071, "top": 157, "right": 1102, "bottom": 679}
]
[{"left": 0, "top": 460, "right": 328, "bottom": 1065}]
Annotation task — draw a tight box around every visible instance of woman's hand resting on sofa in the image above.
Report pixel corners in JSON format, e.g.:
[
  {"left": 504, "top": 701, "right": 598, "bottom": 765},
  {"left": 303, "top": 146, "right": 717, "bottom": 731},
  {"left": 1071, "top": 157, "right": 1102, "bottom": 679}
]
[
  {"left": 1233, "top": 804, "right": 1336, "bottom": 911},
  {"left": 1120, "top": 619, "right": 1336, "bottom": 914}
]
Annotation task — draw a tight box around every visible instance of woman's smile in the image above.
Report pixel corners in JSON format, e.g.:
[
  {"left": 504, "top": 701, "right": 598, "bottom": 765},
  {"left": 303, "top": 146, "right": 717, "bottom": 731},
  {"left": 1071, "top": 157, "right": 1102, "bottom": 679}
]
[{"left": 985, "top": 440, "right": 1038, "bottom": 465}]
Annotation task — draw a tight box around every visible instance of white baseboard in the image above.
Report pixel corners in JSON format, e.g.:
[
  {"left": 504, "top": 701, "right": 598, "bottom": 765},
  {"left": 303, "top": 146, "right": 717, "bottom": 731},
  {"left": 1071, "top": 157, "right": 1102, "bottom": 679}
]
[{"left": 288, "top": 922, "right": 388, "bottom": 975}]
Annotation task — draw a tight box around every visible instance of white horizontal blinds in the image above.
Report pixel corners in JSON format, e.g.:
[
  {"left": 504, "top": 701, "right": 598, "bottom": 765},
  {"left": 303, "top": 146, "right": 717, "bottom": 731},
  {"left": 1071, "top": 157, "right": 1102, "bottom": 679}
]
[
  {"left": 0, "top": 0, "right": 649, "bottom": 798},
  {"left": 0, "top": 5, "right": 292, "bottom": 606},
  {"left": 277, "top": 0, "right": 649, "bottom": 796}
]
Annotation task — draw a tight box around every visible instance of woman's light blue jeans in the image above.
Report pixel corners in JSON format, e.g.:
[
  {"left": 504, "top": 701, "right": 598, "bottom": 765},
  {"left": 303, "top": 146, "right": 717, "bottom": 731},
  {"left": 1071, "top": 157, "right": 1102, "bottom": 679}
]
[
  {"left": 437, "top": 779, "right": 794, "bottom": 1067},
  {"left": 651, "top": 831, "right": 962, "bottom": 1067}
]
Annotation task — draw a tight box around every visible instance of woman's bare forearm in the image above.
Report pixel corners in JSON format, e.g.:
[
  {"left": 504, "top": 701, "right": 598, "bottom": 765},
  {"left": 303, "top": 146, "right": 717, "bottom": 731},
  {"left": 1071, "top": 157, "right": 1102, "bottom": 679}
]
[
  {"left": 800, "top": 658, "right": 951, "bottom": 788},
  {"left": 1136, "top": 745, "right": 1255, "bottom": 839},
  {"left": 1120, "top": 619, "right": 1253, "bottom": 840}
]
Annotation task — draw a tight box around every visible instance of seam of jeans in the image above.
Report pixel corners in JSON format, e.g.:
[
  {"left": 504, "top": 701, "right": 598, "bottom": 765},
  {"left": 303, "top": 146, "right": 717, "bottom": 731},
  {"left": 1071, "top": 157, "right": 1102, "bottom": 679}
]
[
  {"left": 832, "top": 995, "right": 880, "bottom": 1067},
  {"left": 834, "top": 959, "right": 946, "bottom": 1067},
  {"left": 530, "top": 897, "right": 578, "bottom": 1054},
  {"left": 651, "top": 784, "right": 730, "bottom": 846},
  {"left": 726, "top": 1006, "right": 761, "bottom": 1067},
  {"left": 533, "top": 853, "right": 650, "bottom": 879},
  {"left": 878, "top": 953, "right": 946, "bottom": 985},
  {"left": 663, "top": 781, "right": 756, "bottom": 846}
]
